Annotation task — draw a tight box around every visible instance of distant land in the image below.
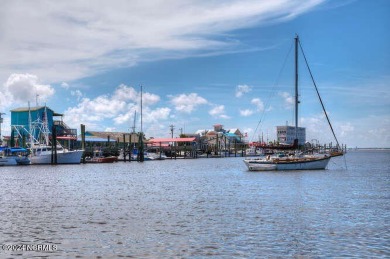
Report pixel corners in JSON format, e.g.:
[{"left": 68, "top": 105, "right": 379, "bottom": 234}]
[{"left": 348, "top": 148, "right": 390, "bottom": 151}]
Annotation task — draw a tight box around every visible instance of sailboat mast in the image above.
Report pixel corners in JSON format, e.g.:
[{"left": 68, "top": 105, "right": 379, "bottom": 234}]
[
  {"left": 28, "top": 102, "right": 33, "bottom": 148},
  {"left": 294, "top": 35, "right": 299, "bottom": 140},
  {"left": 132, "top": 110, "right": 137, "bottom": 133},
  {"left": 140, "top": 85, "right": 143, "bottom": 132}
]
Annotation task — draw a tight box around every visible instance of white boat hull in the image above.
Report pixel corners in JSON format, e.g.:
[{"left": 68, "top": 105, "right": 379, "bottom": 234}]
[
  {"left": 30, "top": 150, "right": 84, "bottom": 164},
  {"left": 244, "top": 156, "right": 331, "bottom": 171}
]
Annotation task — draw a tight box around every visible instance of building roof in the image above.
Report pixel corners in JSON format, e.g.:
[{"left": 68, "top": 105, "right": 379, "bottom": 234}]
[
  {"left": 77, "top": 136, "right": 117, "bottom": 142},
  {"left": 276, "top": 125, "right": 305, "bottom": 129},
  {"left": 224, "top": 132, "right": 241, "bottom": 140},
  {"left": 85, "top": 131, "right": 138, "bottom": 139},
  {"left": 11, "top": 106, "right": 63, "bottom": 116},
  {"left": 148, "top": 137, "right": 196, "bottom": 143}
]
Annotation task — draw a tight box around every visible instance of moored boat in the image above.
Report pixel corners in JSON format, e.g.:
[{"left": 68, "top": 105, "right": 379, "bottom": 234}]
[
  {"left": 243, "top": 35, "right": 341, "bottom": 171},
  {"left": 0, "top": 147, "right": 30, "bottom": 166},
  {"left": 12, "top": 105, "right": 84, "bottom": 165},
  {"left": 244, "top": 153, "right": 331, "bottom": 171},
  {"left": 29, "top": 145, "right": 83, "bottom": 164},
  {"left": 85, "top": 150, "right": 118, "bottom": 163}
]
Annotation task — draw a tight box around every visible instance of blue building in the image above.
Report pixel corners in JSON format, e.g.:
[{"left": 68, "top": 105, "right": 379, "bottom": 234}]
[
  {"left": 11, "top": 106, "right": 57, "bottom": 134},
  {"left": 10, "top": 106, "right": 77, "bottom": 147}
]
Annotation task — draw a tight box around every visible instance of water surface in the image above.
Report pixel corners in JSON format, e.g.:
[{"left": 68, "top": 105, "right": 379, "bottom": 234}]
[{"left": 0, "top": 150, "right": 389, "bottom": 258}]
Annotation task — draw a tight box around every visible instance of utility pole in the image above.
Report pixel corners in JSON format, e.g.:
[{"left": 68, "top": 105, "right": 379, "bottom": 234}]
[
  {"left": 0, "top": 113, "right": 4, "bottom": 145},
  {"left": 170, "top": 124, "right": 175, "bottom": 138},
  {"left": 140, "top": 85, "right": 143, "bottom": 132}
]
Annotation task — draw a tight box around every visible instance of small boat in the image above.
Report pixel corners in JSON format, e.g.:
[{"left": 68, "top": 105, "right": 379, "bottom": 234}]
[
  {"left": 85, "top": 150, "right": 118, "bottom": 163},
  {"left": 245, "top": 146, "right": 264, "bottom": 157},
  {"left": 144, "top": 151, "right": 167, "bottom": 160},
  {"left": 243, "top": 35, "right": 341, "bottom": 171},
  {"left": 0, "top": 147, "right": 30, "bottom": 166}
]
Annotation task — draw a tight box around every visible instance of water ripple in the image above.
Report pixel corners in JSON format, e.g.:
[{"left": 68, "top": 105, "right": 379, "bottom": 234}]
[{"left": 0, "top": 151, "right": 389, "bottom": 258}]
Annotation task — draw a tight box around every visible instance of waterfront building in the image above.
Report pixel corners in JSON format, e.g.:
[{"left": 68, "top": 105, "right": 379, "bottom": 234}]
[
  {"left": 10, "top": 106, "right": 78, "bottom": 148},
  {"left": 81, "top": 131, "right": 139, "bottom": 144},
  {"left": 226, "top": 128, "right": 243, "bottom": 139},
  {"left": 276, "top": 125, "right": 306, "bottom": 145},
  {"left": 195, "top": 124, "right": 244, "bottom": 152}
]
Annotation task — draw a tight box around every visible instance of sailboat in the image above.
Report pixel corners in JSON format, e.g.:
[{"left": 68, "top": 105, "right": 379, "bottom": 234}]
[{"left": 243, "top": 35, "right": 340, "bottom": 171}]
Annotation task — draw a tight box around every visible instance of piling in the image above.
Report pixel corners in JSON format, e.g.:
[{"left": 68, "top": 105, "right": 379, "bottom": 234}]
[
  {"left": 51, "top": 125, "right": 57, "bottom": 164},
  {"left": 81, "top": 124, "right": 86, "bottom": 163}
]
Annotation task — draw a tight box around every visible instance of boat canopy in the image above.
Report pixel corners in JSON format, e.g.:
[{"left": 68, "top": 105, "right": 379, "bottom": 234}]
[{"left": 0, "top": 146, "right": 28, "bottom": 152}]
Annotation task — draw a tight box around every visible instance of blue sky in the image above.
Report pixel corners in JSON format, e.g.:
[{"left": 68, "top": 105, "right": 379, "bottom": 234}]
[{"left": 0, "top": 0, "right": 389, "bottom": 148}]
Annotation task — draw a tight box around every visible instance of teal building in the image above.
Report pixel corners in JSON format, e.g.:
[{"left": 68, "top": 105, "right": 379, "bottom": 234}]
[
  {"left": 11, "top": 106, "right": 58, "bottom": 134},
  {"left": 10, "top": 106, "right": 77, "bottom": 147}
]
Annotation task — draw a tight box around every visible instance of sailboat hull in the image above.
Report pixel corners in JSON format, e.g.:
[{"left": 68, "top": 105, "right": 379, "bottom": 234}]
[{"left": 244, "top": 156, "right": 331, "bottom": 171}]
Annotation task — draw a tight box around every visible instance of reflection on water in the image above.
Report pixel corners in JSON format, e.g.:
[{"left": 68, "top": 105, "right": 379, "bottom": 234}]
[{"left": 0, "top": 150, "right": 389, "bottom": 258}]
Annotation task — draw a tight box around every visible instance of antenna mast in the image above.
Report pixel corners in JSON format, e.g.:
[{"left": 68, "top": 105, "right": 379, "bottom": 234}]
[
  {"left": 140, "top": 85, "right": 143, "bottom": 132},
  {"left": 131, "top": 110, "right": 137, "bottom": 133},
  {"left": 294, "top": 34, "right": 299, "bottom": 140}
]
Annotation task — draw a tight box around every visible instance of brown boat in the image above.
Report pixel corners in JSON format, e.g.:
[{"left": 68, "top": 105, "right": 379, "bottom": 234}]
[{"left": 85, "top": 150, "right": 118, "bottom": 163}]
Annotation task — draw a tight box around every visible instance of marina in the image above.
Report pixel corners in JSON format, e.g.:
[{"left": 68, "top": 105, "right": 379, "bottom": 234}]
[
  {"left": 0, "top": 103, "right": 346, "bottom": 167},
  {"left": 0, "top": 35, "right": 346, "bottom": 168}
]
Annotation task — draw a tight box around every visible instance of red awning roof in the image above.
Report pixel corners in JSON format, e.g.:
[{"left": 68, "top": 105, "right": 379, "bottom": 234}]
[{"left": 147, "top": 137, "right": 196, "bottom": 143}]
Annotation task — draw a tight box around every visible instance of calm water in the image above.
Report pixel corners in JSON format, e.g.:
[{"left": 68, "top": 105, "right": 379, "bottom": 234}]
[{"left": 0, "top": 150, "right": 389, "bottom": 258}]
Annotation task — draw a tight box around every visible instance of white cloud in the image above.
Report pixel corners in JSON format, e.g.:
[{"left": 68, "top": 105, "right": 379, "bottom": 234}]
[
  {"left": 209, "top": 105, "right": 230, "bottom": 119},
  {"left": 235, "top": 84, "right": 252, "bottom": 98},
  {"left": 71, "top": 90, "right": 83, "bottom": 101},
  {"left": 341, "top": 115, "right": 390, "bottom": 148},
  {"left": 301, "top": 114, "right": 330, "bottom": 142},
  {"left": 112, "top": 112, "right": 134, "bottom": 126},
  {"left": 0, "top": 73, "right": 55, "bottom": 109},
  {"left": 251, "top": 98, "right": 265, "bottom": 112},
  {"left": 339, "top": 122, "right": 354, "bottom": 137},
  {"left": 0, "top": 0, "right": 325, "bottom": 83},
  {"left": 113, "top": 84, "right": 139, "bottom": 102},
  {"left": 279, "top": 91, "right": 294, "bottom": 109},
  {"left": 61, "top": 82, "right": 70, "bottom": 89},
  {"left": 63, "top": 84, "right": 168, "bottom": 130},
  {"left": 240, "top": 109, "right": 254, "bottom": 116},
  {"left": 143, "top": 107, "right": 171, "bottom": 123},
  {"left": 105, "top": 127, "right": 117, "bottom": 132},
  {"left": 142, "top": 92, "right": 161, "bottom": 106},
  {"left": 169, "top": 93, "right": 208, "bottom": 113}
]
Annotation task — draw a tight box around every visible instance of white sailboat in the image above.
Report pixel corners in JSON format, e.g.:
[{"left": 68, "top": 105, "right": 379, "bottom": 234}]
[{"left": 243, "top": 35, "right": 339, "bottom": 171}]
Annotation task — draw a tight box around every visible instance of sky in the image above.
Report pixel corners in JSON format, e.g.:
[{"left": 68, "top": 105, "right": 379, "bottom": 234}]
[{"left": 0, "top": 0, "right": 389, "bottom": 148}]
